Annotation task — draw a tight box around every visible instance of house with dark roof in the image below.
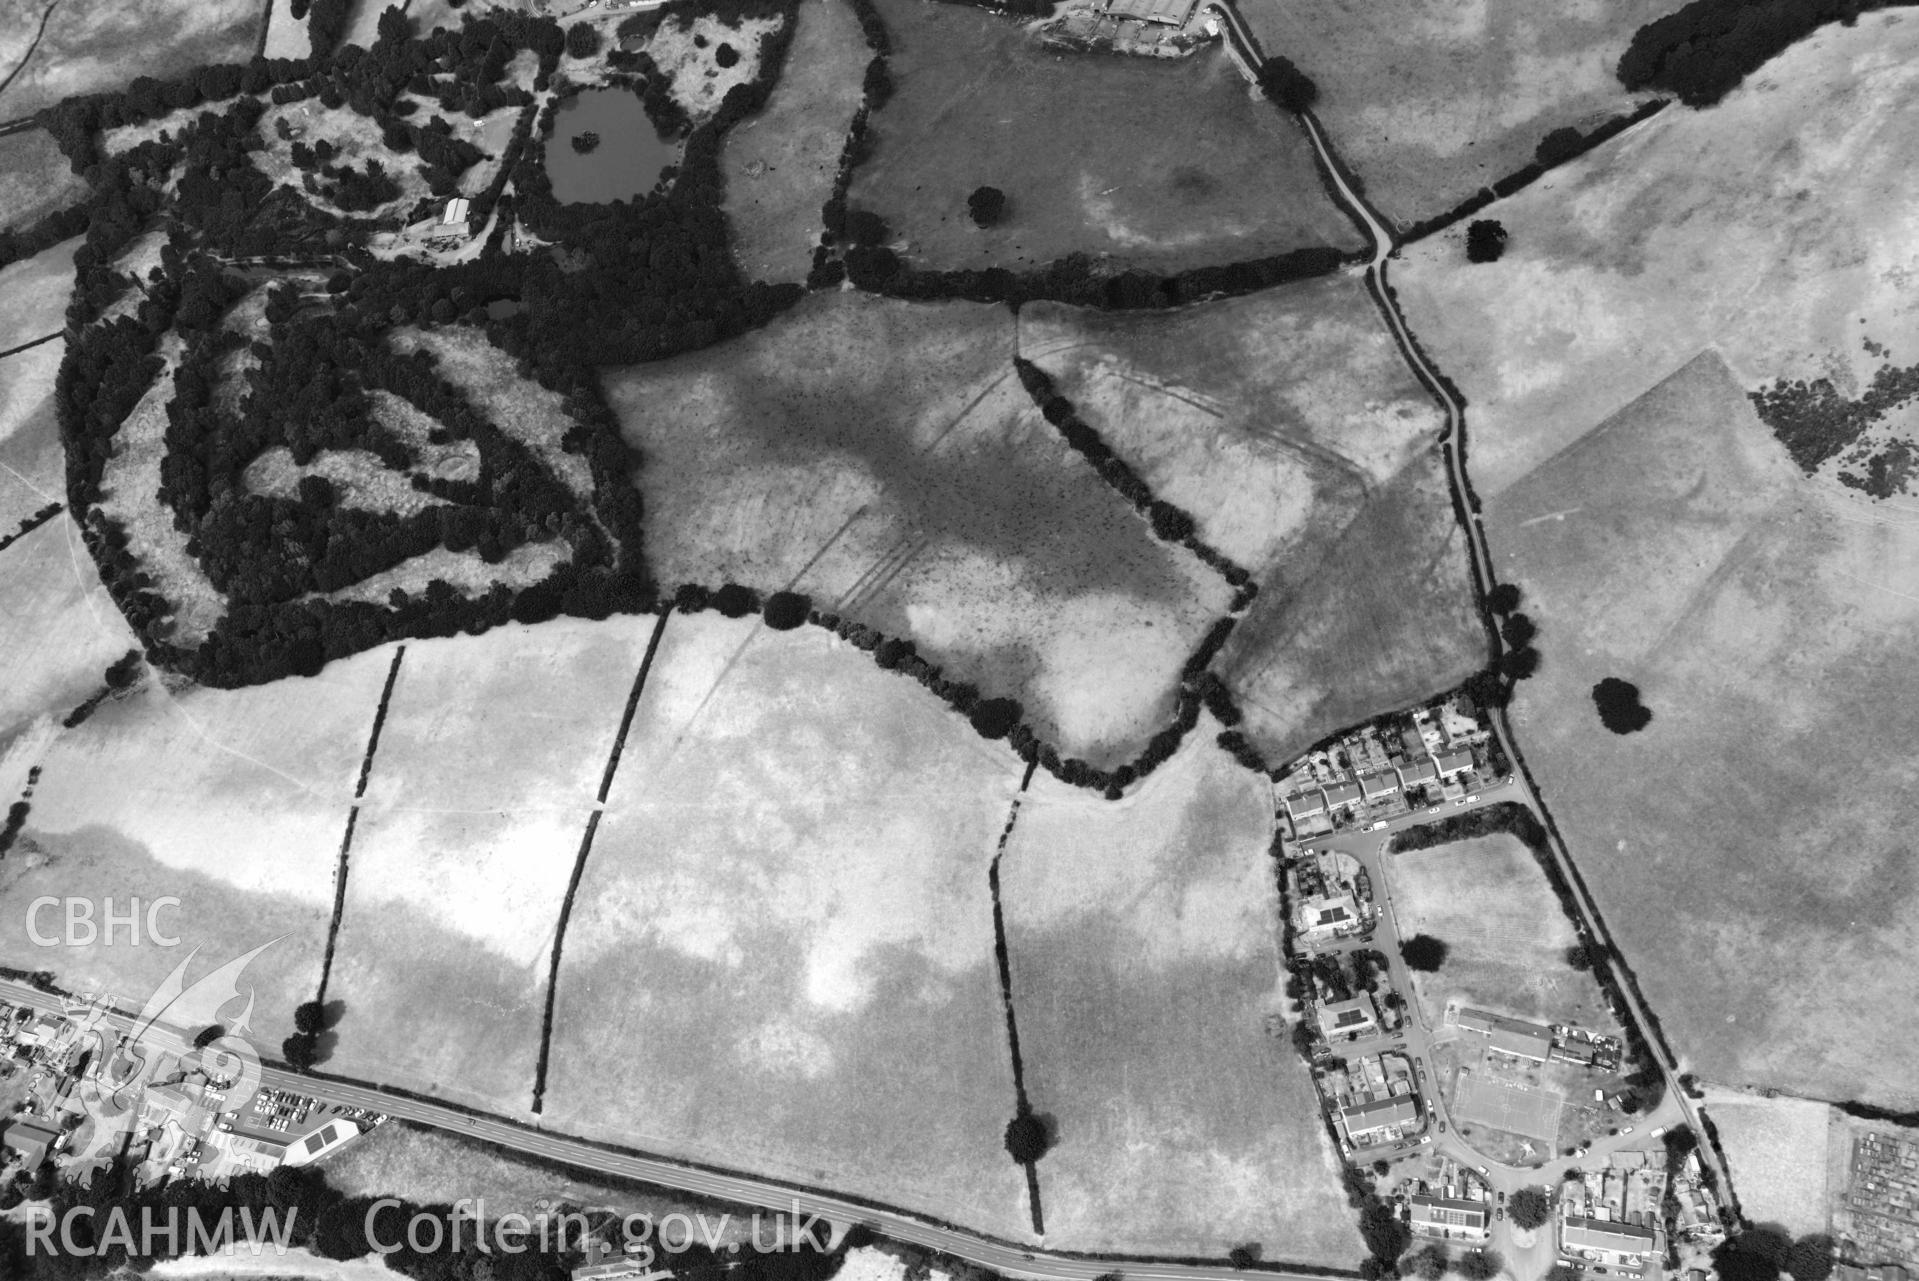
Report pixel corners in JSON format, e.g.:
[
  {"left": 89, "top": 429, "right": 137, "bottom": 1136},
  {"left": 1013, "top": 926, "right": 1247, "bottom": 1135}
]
[
  {"left": 1433, "top": 748, "right": 1474, "bottom": 776},
  {"left": 1457, "top": 1007, "right": 1554, "bottom": 1062},
  {"left": 1, "top": 1117, "right": 62, "bottom": 1173},
  {"left": 1339, "top": 1094, "right": 1419, "bottom": 1143},
  {"left": 1317, "top": 994, "right": 1380, "bottom": 1040}
]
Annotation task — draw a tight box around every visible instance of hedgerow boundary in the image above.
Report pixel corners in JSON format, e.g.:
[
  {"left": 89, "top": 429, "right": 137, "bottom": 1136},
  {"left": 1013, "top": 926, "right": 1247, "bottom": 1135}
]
[
  {"left": 531, "top": 607, "right": 673, "bottom": 1115},
  {"left": 986, "top": 760, "right": 1046, "bottom": 1235}
]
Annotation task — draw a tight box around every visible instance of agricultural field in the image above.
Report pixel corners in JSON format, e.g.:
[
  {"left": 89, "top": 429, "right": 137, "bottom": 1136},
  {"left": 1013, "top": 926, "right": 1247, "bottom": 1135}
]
[
  {"left": 0, "top": 127, "right": 87, "bottom": 233},
  {"left": 0, "top": 645, "right": 399, "bottom": 1046},
  {"left": 605, "top": 291, "right": 1233, "bottom": 765},
  {"left": 543, "top": 612, "right": 1034, "bottom": 1241},
  {"left": 845, "top": 0, "right": 1359, "bottom": 273},
  {"left": 1701, "top": 1089, "right": 1833, "bottom": 1237},
  {"left": 1395, "top": 12, "right": 1919, "bottom": 1106},
  {"left": 324, "top": 620, "right": 654, "bottom": 1115},
  {"left": 263, "top": 0, "right": 312, "bottom": 61},
  {"left": 0, "top": 515, "right": 135, "bottom": 764},
  {"left": 0, "top": 0, "right": 263, "bottom": 120},
  {"left": 720, "top": 0, "right": 869, "bottom": 283},
  {"left": 1024, "top": 276, "right": 1482, "bottom": 764},
  {"left": 1237, "top": 0, "right": 1670, "bottom": 228},
  {"left": 150, "top": 1247, "right": 400, "bottom": 1281},
  {"left": 1387, "top": 834, "right": 1611, "bottom": 1028},
  {"left": 999, "top": 733, "right": 1362, "bottom": 1263},
  {"left": 0, "top": 236, "right": 76, "bottom": 354},
  {"left": 0, "top": 340, "right": 64, "bottom": 535}
]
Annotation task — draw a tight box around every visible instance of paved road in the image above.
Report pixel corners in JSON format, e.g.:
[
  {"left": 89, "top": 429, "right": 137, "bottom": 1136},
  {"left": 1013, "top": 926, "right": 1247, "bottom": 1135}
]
[{"left": 0, "top": 978, "right": 1353, "bottom": 1281}]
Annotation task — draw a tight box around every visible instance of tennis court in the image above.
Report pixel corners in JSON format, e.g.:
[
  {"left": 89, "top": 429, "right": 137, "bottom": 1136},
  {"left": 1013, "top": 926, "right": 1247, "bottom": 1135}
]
[{"left": 1454, "top": 1073, "right": 1563, "bottom": 1142}]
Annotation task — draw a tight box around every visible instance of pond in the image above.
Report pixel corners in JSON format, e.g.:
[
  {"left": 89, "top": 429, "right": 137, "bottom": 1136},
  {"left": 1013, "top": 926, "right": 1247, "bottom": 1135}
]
[{"left": 544, "top": 88, "right": 677, "bottom": 204}]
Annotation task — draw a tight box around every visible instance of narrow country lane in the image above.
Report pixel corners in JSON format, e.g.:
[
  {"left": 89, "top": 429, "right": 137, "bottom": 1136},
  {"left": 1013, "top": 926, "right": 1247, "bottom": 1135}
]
[{"left": 1218, "top": 8, "right": 1740, "bottom": 1210}]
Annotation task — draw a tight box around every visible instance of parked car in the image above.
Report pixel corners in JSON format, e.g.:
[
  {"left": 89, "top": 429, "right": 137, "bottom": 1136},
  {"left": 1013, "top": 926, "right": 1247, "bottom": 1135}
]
[
  {"left": 1497, "top": 1191, "right": 1506, "bottom": 1203},
  {"left": 1466, "top": 794, "right": 1480, "bottom": 802},
  {"left": 1650, "top": 1126, "right": 1667, "bottom": 1139},
  {"left": 1367, "top": 820, "right": 1387, "bottom": 831},
  {"left": 1621, "top": 1125, "right": 1635, "bottom": 1135},
  {"left": 1476, "top": 1165, "right": 1490, "bottom": 1175},
  {"left": 1496, "top": 1207, "right": 1504, "bottom": 1221}
]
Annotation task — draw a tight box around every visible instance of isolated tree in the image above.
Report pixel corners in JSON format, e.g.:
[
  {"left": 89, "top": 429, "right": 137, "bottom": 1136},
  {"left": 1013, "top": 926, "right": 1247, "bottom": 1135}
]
[
  {"left": 1563, "top": 941, "right": 1600, "bottom": 971},
  {"left": 1465, "top": 219, "right": 1509, "bottom": 263},
  {"left": 761, "top": 590, "right": 811, "bottom": 631},
  {"left": 1591, "top": 677, "right": 1653, "bottom": 734},
  {"left": 969, "top": 697, "right": 1022, "bottom": 740},
  {"left": 1228, "top": 1244, "right": 1263, "bottom": 1269},
  {"left": 713, "top": 583, "right": 757, "bottom": 618},
  {"left": 570, "top": 130, "right": 600, "bottom": 154},
  {"left": 1256, "top": 55, "right": 1318, "bottom": 112},
  {"left": 282, "top": 1033, "right": 318, "bottom": 1071},
  {"left": 1499, "top": 645, "right": 1540, "bottom": 680},
  {"left": 1535, "top": 125, "right": 1585, "bottom": 168},
  {"left": 1401, "top": 934, "right": 1449, "bottom": 972},
  {"left": 1500, "top": 612, "right": 1537, "bottom": 649},
  {"left": 1487, "top": 582, "right": 1522, "bottom": 614},
  {"left": 1413, "top": 1244, "right": 1450, "bottom": 1281},
  {"left": 845, "top": 208, "right": 889, "bottom": 247},
  {"left": 1004, "top": 1111, "right": 1049, "bottom": 1164},
  {"left": 967, "top": 185, "right": 1006, "bottom": 228},
  {"left": 1509, "top": 1187, "right": 1551, "bottom": 1230},
  {"left": 376, "top": 4, "right": 412, "bottom": 44},
  {"left": 566, "top": 21, "right": 602, "bottom": 59},
  {"left": 293, "top": 1000, "right": 327, "bottom": 1035},
  {"left": 714, "top": 41, "right": 740, "bottom": 68},
  {"left": 1454, "top": 1249, "right": 1503, "bottom": 1281},
  {"left": 1460, "top": 669, "right": 1509, "bottom": 711}
]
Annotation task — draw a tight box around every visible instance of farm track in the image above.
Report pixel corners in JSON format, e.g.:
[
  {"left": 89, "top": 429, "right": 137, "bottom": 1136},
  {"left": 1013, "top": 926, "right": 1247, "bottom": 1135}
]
[
  {"left": 531, "top": 609, "right": 673, "bottom": 1114},
  {"left": 1212, "top": 0, "right": 1743, "bottom": 1201}
]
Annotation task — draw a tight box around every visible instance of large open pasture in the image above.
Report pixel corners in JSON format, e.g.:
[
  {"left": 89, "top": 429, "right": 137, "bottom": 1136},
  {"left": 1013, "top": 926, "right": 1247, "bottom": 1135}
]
[
  {"left": 1022, "top": 275, "right": 1479, "bottom": 765},
  {"left": 0, "top": 0, "right": 263, "bottom": 119},
  {"left": 0, "top": 340, "right": 64, "bottom": 536},
  {"left": 999, "top": 735, "right": 1361, "bottom": 1263},
  {"left": 325, "top": 621, "right": 653, "bottom": 1113},
  {"left": 846, "top": 0, "right": 1358, "bottom": 273},
  {"left": 0, "top": 236, "right": 76, "bottom": 354},
  {"left": 1396, "top": 12, "right": 1919, "bottom": 1106},
  {"left": 1387, "top": 834, "right": 1611, "bottom": 1029},
  {"left": 605, "top": 291, "right": 1231, "bottom": 765},
  {"left": 1237, "top": 0, "right": 1668, "bottom": 228},
  {"left": 0, "top": 515, "right": 136, "bottom": 765},
  {"left": 0, "top": 127, "right": 88, "bottom": 234},
  {"left": 720, "top": 0, "right": 868, "bottom": 283},
  {"left": 543, "top": 612, "right": 1034, "bottom": 1241},
  {"left": 0, "top": 646, "right": 400, "bottom": 1045}
]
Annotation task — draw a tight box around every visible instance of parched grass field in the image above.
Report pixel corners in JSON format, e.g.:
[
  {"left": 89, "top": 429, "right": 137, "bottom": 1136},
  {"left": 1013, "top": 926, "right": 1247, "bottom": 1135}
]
[
  {"left": 1237, "top": 0, "right": 1669, "bottom": 228},
  {"left": 605, "top": 291, "right": 1232, "bottom": 765},
  {"left": 0, "top": 515, "right": 136, "bottom": 771},
  {"left": 0, "top": 127, "right": 88, "bottom": 233},
  {"left": 325, "top": 620, "right": 654, "bottom": 1114},
  {"left": 544, "top": 611, "right": 1033, "bottom": 1241},
  {"left": 1000, "top": 734, "right": 1362, "bottom": 1263},
  {"left": 0, "top": 0, "right": 263, "bottom": 120},
  {"left": 846, "top": 0, "right": 1358, "bottom": 273},
  {"left": 720, "top": 0, "right": 868, "bottom": 283},
  {"left": 0, "top": 236, "right": 76, "bottom": 354},
  {"left": 1387, "top": 834, "right": 1613, "bottom": 1029},
  {"left": 0, "top": 644, "right": 400, "bottom": 1045},
  {"left": 646, "top": 13, "right": 784, "bottom": 120},
  {"left": 0, "top": 340, "right": 64, "bottom": 535},
  {"left": 1024, "top": 276, "right": 1481, "bottom": 765},
  {"left": 1396, "top": 12, "right": 1919, "bottom": 1106},
  {"left": 1701, "top": 1089, "right": 1832, "bottom": 1236}
]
